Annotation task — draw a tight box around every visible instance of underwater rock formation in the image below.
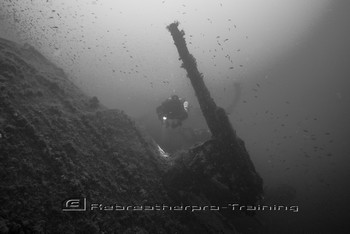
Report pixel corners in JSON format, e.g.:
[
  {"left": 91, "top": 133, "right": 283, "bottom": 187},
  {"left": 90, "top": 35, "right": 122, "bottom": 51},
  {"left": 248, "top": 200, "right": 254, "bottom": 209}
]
[{"left": 165, "top": 22, "right": 263, "bottom": 211}]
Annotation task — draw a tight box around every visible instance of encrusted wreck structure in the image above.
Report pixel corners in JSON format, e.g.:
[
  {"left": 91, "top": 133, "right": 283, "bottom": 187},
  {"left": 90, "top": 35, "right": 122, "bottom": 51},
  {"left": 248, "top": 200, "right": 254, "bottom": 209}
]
[{"left": 0, "top": 22, "right": 263, "bottom": 232}]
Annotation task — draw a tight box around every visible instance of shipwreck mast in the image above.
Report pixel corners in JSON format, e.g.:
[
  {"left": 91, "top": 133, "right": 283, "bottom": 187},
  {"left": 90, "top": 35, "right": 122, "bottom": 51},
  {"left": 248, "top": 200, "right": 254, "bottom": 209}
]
[{"left": 167, "top": 22, "right": 236, "bottom": 144}]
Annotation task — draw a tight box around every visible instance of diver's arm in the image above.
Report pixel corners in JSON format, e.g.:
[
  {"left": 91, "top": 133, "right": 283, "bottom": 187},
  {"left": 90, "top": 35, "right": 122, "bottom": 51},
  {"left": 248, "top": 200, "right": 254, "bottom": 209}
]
[{"left": 156, "top": 105, "right": 164, "bottom": 119}]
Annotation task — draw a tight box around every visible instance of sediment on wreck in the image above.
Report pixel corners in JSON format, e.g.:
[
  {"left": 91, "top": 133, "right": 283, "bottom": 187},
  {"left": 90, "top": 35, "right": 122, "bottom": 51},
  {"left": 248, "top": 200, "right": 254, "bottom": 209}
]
[{"left": 164, "top": 22, "right": 263, "bottom": 209}]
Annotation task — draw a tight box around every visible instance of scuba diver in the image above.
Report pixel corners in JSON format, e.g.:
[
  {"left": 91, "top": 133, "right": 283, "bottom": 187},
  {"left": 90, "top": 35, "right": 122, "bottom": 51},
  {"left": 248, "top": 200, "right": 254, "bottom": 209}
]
[{"left": 156, "top": 95, "right": 189, "bottom": 128}]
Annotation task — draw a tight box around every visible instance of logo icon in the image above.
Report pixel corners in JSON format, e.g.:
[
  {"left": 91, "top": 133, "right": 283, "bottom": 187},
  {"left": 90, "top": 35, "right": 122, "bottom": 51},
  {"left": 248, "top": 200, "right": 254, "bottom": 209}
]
[{"left": 62, "top": 198, "right": 87, "bottom": 211}]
